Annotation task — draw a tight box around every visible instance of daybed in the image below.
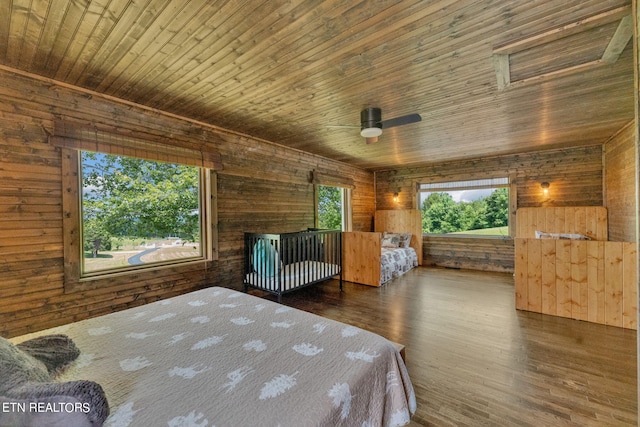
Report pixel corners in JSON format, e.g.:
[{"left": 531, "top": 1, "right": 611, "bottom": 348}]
[
  {"left": 244, "top": 229, "right": 342, "bottom": 301},
  {"left": 514, "top": 206, "right": 637, "bottom": 329},
  {"left": 343, "top": 210, "right": 423, "bottom": 287},
  {"left": 8, "top": 287, "right": 416, "bottom": 426}
]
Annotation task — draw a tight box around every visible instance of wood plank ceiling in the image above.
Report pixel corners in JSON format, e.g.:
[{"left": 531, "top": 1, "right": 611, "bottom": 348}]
[{"left": 0, "top": 0, "right": 634, "bottom": 170}]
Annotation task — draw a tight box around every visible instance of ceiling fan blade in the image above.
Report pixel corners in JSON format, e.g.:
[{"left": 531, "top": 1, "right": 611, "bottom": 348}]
[
  {"left": 380, "top": 113, "right": 421, "bottom": 129},
  {"left": 365, "top": 136, "right": 378, "bottom": 144}
]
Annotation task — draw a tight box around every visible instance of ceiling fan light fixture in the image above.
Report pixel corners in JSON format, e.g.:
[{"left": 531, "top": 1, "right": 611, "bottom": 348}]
[{"left": 360, "top": 127, "right": 382, "bottom": 138}]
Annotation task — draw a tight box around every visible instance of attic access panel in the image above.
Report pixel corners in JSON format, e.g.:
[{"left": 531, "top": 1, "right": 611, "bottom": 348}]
[
  {"left": 508, "top": 21, "right": 618, "bottom": 82},
  {"left": 493, "top": 6, "right": 632, "bottom": 90}
]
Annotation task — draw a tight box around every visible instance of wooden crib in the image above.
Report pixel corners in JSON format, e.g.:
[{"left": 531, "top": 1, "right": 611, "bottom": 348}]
[{"left": 514, "top": 207, "right": 637, "bottom": 329}]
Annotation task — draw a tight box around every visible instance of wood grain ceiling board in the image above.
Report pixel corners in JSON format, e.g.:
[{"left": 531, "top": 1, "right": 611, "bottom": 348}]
[{"left": 0, "top": 0, "right": 633, "bottom": 170}]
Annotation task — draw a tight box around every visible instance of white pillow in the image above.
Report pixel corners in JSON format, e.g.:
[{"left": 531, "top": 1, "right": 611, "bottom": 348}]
[
  {"left": 383, "top": 232, "right": 412, "bottom": 248},
  {"left": 535, "top": 230, "right": 591, "bottom": 240},
  {"left": 381, "top": 235, "right": 400, "bottom": 248}
]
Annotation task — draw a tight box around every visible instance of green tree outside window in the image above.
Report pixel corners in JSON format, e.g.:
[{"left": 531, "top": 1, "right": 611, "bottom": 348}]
[{"left": 317, "top": 185, "right": 342, "bottom": 230}]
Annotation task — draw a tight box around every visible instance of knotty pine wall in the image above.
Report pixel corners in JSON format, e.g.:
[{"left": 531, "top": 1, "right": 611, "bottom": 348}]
[
  {"left": 603, "top": 121, "right": 636, "bottom": 242},
  {"left": 375, "top": 145, "right": 605, "bottom": 272},
  {"left": 0, "top": 69, "right": 374, "bottom": 338}
]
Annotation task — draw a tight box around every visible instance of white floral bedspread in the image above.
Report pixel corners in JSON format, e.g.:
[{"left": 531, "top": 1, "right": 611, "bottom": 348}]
[{"left": 13, "top": 287, "right": 416, "bottom": 427}]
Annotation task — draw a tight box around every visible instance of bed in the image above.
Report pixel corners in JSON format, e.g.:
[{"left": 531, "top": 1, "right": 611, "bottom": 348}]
[
  {"left": 343, "top": 210, "right": 423, "bottom": 287},
  {"left": 7, "top": 287, "right": 416, "bottom": 426},
  {"left": 514, "top": 206, "right": 637, "bottom": 329},
  {"left": 243, "top": 229, "right": 342, "bottom": 301}
]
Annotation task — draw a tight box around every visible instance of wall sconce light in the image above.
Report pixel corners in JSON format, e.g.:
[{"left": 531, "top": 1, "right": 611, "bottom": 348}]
[
  {"left": 393, "top": 192, "right": 399, "bottom": 202},
  {"left": 541, "top": 182, "right": 550, "bottom": 195}
]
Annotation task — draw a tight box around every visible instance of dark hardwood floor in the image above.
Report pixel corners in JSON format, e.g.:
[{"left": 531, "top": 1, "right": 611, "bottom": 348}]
[{"left": 250, "top": 267, "right": 638, "bottom": 426}]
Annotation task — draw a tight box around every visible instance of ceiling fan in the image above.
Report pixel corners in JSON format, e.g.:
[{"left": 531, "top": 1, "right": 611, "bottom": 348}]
[{"left": 328, "top": 107, "right": 422, "bottom": 144}]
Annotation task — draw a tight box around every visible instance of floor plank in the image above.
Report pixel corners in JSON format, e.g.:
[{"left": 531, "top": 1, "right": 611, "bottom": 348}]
[{"left": 250, "top": 267, "right": 637, "bottom": 426}]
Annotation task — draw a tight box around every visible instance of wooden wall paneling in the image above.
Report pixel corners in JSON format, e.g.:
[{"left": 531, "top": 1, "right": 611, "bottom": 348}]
[
  {"left": 376, "top": 145, "right": 606, "bottom": 273},
  {"left": 0, "top": 69, "right": 376, "bottom": 337},
  {"left": 622, "top": 242, "right": 638, "bottom": 329},
  {"left": 603, "top": 121, "right": 637, "bottom": 242},
  {"left": 555, "top": 239, "right": 572, "bottom": 318},
  {"left": 517, "top": 237, "right": 636, "bottom": 329},
  {"left": 5, "top": 264, "right": 208, "bottom": 334},
  {"left": 0, "top": 259, "right": 62, "bottom": 299},
  {"left": 423, "top": 236, "right": 515, "bottom": 272},
  {"left": 538, "top": 206, "right": 551, "bottom": 235},
  {"left": 514, "top": 205, "right": 636, "bottom": 329},
  {"left": 526, "top": 238, "right": 542, "bottom": 312},
  {"left": 515, "top": 209, "right": 525, "bottom": 237},
  {"left": 535, "top": 207, "right": 547, "bottom": 235},
  {"left": 596, "top": 207, "right": 609, "bottom": 241},
  {"left": 60, "top": 148, "right": 81, "bottom": 288},
  {"left": 529, "top": 207, "right": 542, "bottom": 235},
  {"left": 573, "top": 206, "right": 585, "bottom": 238},
  {"left": 514, "top": 238, "right": 527, "bottom": 310},
  {"left": 541, "top": 238, "right": 557, "bottom": 315},
  {"left": 516, "top": 206, "right": 608, "bottom": 240},
  {"left": 208, "top": 170, "right": 218, "bottom": 261},
  {"left": 520, "top": 214, "right": 529, "bottom": 239},
  {"left": 517, "top": 207, "right": 526, "bottom": 237},
  {"left": 551, "top": 207, "right": 564, "bottom": 237},
  {"left": 587, "top": 241, "right": 606, "bottom": 324},
  {"left": 604, "top": 242, "right": 624, "bottom": 327},
  {"left": 571, "top": 239, "right": 588, "bottom": 321},
  {"left": 377, "top": 145, "right": 604, "bottom": 211},
  {"left": 584, "top": 205, "right": 598, "bottom": 239},
  {"left": 574, "top": 206, "right": 587, "bottom": 237},
  {"left": 538, "top": 208, "right": 562, "bottom": 237}
]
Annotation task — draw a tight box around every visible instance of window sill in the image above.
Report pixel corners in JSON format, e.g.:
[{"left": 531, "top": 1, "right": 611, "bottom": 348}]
[
  {"left": 64, "top": 259, "right": 211, "bottom": 293},
  {"left": 423, "top": 234, "right": 512, "bottom": 240}
]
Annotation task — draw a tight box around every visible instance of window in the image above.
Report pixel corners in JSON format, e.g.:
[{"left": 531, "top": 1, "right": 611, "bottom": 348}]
[
  {"left": 418, "top": 177, "right": 511, "bottom": 236},
  {"left": 60, "top": 141, "right": 218, "bottom": 291},
  {"left": 81, "top": 152, "right": 206, "bottom": 275},
  {"left": 316, "top": 185, "right": 352, "bottom": 231}
]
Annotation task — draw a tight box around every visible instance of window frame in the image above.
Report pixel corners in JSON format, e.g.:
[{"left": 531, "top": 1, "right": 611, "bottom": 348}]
[
  {"left": 61, "top": 147, "right": 218, "bottom": 292},
  {"left": 416, "top": 174, "right": 516, "bottom": 238},
  {"left": 314, "top": 184, "right": 353, "bottom": 231},
  {"left": 311, "top": 170, "right": 354, "bottom": 231}
]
